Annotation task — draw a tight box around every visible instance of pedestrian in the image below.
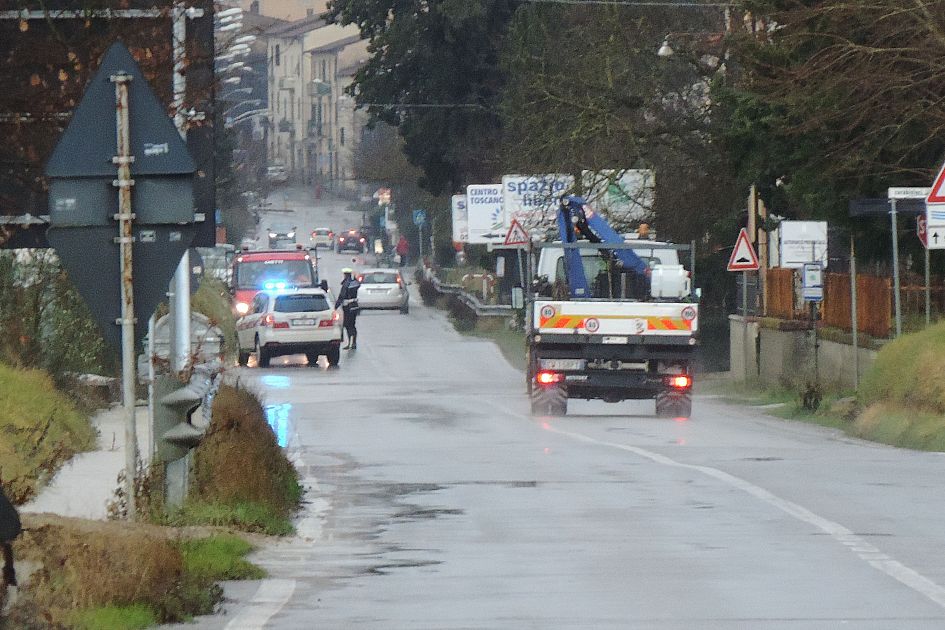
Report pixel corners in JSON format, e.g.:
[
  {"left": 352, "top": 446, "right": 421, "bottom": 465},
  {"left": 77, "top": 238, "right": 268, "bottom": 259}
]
[
  {"left": 0, "top": 482, "right": 21, "bottom": 604},
  {"left": 396, "top": 235, "right": 409, "bottom": 268},
  {"left": 335, "top": 268, "right": 361, "bottom": 350}
]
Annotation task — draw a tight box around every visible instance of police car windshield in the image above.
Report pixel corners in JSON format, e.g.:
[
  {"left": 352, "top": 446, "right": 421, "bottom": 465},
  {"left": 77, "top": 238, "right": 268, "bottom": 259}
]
[{"left": 236, "top": 260, "right": 314, "bottom": 289}]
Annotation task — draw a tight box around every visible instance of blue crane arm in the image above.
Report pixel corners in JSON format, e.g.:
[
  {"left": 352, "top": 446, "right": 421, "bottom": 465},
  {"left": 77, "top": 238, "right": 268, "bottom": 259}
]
[{"left": 557, "top": 195, "right": 649, "bottom": 298}]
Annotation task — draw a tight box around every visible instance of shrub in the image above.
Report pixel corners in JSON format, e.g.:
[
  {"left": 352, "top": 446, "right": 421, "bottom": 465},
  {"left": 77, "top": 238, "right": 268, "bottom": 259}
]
[
  {"left": 418, "top": 278, "right": 439, "bottom": 306},
  {"left": 860, "top": 321, "right": 945, "bottom": 412},
  {"left": 190, "top": 384, "right": 301, "bottom": 524},
  {"left": 191, "top": 277, "right": 238, "bottom": 356}
]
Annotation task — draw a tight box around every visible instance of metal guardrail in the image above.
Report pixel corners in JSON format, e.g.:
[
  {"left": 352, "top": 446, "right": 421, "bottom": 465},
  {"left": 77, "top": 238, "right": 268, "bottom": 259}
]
[{"left": 423, "top": 268, "right": 514, "bottom": 317}]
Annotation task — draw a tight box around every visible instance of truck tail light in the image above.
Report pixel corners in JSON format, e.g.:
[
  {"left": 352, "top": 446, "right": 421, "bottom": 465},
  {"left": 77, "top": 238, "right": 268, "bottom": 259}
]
[
  {"left": 668, "top": 375, "right": 692, "bottom": 389},
  {"left": 536, "top": 370, "right": 564, "bottom": 386}
]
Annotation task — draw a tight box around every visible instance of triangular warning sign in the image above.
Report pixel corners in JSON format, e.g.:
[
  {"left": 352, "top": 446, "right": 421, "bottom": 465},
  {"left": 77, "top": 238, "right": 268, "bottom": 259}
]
[
  {"left": 504, "top": 219, "right": 530, "bottom": 246},
  {"left": 928, "top": 162, "right": 945, "bottom": 204},
  {"left": 727, "top": 228, "right": 760, "bottom": 271}
]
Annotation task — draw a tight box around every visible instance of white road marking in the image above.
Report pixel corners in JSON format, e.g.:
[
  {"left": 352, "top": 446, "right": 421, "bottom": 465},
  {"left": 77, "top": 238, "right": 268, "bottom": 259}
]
[
  {"left": 224, "top": 579, "right": 297, "bottom": 630},
  {"left": 513, "top": 407, "right": 945, "bottom": 611}
]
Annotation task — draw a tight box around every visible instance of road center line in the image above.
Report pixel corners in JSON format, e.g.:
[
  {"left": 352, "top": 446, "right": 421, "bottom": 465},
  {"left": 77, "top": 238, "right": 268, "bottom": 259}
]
[
  {"left": 224, "top": 578, "right": 297, "bottom": 630},
  {"left": 498, "top": 400, "right": 945, "bottom": 610}
]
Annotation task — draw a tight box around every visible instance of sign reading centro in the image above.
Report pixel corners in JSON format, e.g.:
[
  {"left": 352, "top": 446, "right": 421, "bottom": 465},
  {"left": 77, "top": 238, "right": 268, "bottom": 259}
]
[{"left": 466, "top": 184, "right": 505, "bottom": 244}]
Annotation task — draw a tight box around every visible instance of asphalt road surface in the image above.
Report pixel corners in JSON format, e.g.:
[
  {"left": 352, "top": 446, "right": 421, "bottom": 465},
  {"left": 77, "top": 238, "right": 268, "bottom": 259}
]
[{"left": 173, "top": 188, "right": 945, "bottom": 629}]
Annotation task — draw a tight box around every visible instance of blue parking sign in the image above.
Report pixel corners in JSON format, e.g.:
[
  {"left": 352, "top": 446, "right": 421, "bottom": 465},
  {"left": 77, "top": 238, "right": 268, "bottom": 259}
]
[{"left": 413, "top": 209, "right": 427, "bottom": 226}]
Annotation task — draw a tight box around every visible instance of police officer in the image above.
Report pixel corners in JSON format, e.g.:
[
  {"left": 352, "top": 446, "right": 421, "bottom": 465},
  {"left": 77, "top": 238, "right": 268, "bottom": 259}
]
[
  {"left": 0, "top": 482, "right": 21, "bottom": 600},
  {"left": 336, "top": 268, "right": 361, "bottom": 349}
]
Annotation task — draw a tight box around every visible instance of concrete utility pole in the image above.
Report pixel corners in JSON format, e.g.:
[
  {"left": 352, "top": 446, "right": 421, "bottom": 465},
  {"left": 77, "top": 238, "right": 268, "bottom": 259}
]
[{"left": 112, "top": 71, "right": 139, "bottom": 518}]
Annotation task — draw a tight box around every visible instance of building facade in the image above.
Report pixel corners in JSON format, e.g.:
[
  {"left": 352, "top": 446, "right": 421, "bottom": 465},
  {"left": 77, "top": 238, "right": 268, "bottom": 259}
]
[{"left": 265, "top": 16, "right": 367, "bottom": 193}]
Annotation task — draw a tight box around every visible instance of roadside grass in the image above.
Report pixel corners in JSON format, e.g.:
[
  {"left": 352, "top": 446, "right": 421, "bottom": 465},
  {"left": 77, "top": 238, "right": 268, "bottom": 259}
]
[
  {"left": 0, "top": 364, "right": 94, "bottom": 504},
  {"left": 464, "top": 318, "right": 526, "bottom": 371},
  {"left": 71, "top": 604, "right": 156, "bottom": 630},
  {"left": 163, "top": 500, "right": 294, "bottom": 537},
  {"left": 707, "top": 324, "right": 945, "bottom": 453},
  {"left": 178, "top": 534, "right": 266, "bottom": 582},
  {"left": 7, "top": 515, "right": 264, "bottom": 628}
]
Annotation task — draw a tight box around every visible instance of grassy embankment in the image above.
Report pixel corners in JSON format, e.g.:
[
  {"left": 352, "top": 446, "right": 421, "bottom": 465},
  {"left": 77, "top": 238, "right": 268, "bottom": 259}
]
[
  {"left": 0, "top": 365, "right": 95, "bottom": 504},
  {"left": 5, "top": 384, "right": 298, "bottom": 628},
  {"left": 714, "top": 322, "right": 945, "bottom": 450},
  {"left": 6, "top": 518, "right": 262, "bottom": 630}
]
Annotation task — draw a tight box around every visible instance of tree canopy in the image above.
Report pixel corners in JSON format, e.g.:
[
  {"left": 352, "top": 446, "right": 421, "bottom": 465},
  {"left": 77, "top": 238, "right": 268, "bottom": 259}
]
[{"left": 326, "top": 0, "right": 518, "bottom": 194}]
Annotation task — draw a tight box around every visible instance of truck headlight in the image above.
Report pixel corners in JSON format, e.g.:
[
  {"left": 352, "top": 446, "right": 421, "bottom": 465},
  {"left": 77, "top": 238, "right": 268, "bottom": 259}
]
[
  {"left": 235, "top": 302, "right": 250, "bottom": 315},
  {"left": 268, "top": 232, "right": 277, "bottom": 238}
]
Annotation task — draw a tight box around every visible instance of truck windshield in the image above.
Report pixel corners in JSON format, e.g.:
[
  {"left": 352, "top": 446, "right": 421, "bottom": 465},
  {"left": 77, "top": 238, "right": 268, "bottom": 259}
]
[{"left": 235, "top": 260, "right": 315, "bottom": 289}]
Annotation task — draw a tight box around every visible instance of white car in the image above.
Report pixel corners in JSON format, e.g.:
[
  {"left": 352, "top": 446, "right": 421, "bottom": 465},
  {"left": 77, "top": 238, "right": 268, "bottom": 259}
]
[
  {"left": 266, "top": 164, "right": 288, "bottom": 184},
  {"left": 236, "top": 288, "right": 342, "bottom": 368},
  {"left": 310, "top": 227, "right": 334, "bottom": 249},
  {"left": 357, "top": 268, "right": 409, "bottom": 314}
]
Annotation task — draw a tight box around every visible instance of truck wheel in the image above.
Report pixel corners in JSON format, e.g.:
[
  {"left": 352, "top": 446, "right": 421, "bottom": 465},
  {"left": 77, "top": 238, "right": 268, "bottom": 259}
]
[
  {"left": 255, "top": 337, "right": 270, "bottom": 368},
  {"left": 531, "top": 386, "right": 567, "bottom": 416},
  {"left": 237, "top": 349, "right": 250, "bottom": 366},
  {"left": 326, "top": 345, "right": 341, "bottom": 368},
  {"left": 675, "top": 395, "right": 693, "bottom": 419}
]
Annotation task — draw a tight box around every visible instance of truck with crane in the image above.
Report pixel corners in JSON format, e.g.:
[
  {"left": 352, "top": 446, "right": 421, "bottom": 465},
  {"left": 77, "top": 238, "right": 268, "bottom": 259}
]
[{"left": 526, "top": 195, "right": 699, "bottom": 418}]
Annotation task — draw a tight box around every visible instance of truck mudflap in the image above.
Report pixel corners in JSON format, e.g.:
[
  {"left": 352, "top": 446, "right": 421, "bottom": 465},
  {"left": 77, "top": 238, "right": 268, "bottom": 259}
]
[{"left": 535, "top": 300, "right": 698, "bottom": 337}]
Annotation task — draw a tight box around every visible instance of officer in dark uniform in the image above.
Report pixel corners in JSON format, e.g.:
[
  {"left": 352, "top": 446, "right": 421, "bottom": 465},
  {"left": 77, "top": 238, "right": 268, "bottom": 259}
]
[
  {"left": 336, "top": 268, "right": 361, "bottom": 349},
  {"left": 1, "top": 482, "right": 21, "bottom": 598}
]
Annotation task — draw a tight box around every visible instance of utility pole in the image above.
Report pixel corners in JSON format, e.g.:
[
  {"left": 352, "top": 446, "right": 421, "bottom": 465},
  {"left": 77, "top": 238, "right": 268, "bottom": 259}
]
[{"left": 112, "top": 71, "right": 139, "bottom": 518}]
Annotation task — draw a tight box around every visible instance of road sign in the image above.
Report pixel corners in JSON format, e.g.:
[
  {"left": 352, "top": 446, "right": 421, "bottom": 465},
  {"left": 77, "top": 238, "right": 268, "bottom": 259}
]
[
  {"left": 46, "top": 43, "right": 195, "bottom": 227},
  {"left": 466, "top": 184, "right": 505, "bottom": 244},
  {"left": 413, "top": 209, "right": 427, "bottom": 226},
  {"left": 502, "top": 174, "right": 573, "bottom": 231},
  {"left": 43, "top": 43, "right": 197, "bottom": 349},
  {"left": 503, "top": 219, "right": 530, "bottom": 246},
  {"left": 889, "top": 187, "right": 931, "bottom": 199},
  {"left": 451, "top": 194, "right": 468, "bottom": 243},
  {"left": 802, "top": 262, "right": 824, "bottom": 302},
  {"left": 727, "top": 228, "right": 760, "bottom": 271},
  {"left": 778, "top": 221, "right": 828, "bottom": 268},
  {"left": 928, "top": 163, "right": 945, "bottom": 204}
]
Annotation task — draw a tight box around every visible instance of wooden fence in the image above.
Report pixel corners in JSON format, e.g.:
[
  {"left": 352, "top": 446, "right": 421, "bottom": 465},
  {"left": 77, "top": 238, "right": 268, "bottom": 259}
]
[
  {"left": 764, "top": 268, "right": 891, "bottom": 338},
  {"left": 765, "top": 268, "right": 797, "bottom": 320}
]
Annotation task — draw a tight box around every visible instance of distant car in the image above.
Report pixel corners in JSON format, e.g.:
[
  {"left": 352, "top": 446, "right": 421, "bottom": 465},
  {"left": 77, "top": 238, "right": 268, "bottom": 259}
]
[
  {"left": 336, "top": 228, "right": 367, "bottom": 253},
  {"left": 268, "top": 224, "right": 296, "bottom": 249},
  {"left": 236, "top": 288, "right": 342, "bottom": 368},
  {"left": 310, "top": 227, "right": 334, "bottom": 249},
  {"left": 357, "top": 268, "right": 409, "bottom": 314},
  {"left": 266, "top": 164, "right": 288, "bottom": 184}
]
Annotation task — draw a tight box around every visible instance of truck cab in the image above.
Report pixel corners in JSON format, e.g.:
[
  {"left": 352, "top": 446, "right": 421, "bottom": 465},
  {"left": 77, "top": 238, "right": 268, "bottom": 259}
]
[{"left": 229, "top": 249, "right": 322, "bottom": 317}]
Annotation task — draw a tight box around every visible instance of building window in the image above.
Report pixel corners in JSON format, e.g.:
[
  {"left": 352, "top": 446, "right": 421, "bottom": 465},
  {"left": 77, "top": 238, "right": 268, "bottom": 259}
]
[
  {"left": 340, "top": 128, "right": 345, "bottom": 146},
  {"left": 275, "top": 45, "right": 281, "bottom": 66}
]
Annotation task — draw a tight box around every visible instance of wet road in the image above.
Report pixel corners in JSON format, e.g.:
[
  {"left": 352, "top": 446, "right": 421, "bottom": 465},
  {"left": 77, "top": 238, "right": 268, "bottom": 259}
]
[{"left": 182, "top": 189, "right": 945, "bottom": 629}]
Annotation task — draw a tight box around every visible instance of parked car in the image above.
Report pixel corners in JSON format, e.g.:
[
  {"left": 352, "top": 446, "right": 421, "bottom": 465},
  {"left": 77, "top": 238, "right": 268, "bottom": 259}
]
[
  {"left": 268, "top": 224, "right": 297, "bottom": 249},
  {"left": 236, "top": 288, "right": 342, "bottom": 368},
  {"left": 336, "top": 228, "right": 367, "bottom": 253},
  {"left": 266, "top": 164, "right": 288, "bottom": 184},
  {"left": 310, "top": 227, "right": 334, "bottom": 249},
  {"left": 357, "top": 268, "right": 409, "bottom": 314}
]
